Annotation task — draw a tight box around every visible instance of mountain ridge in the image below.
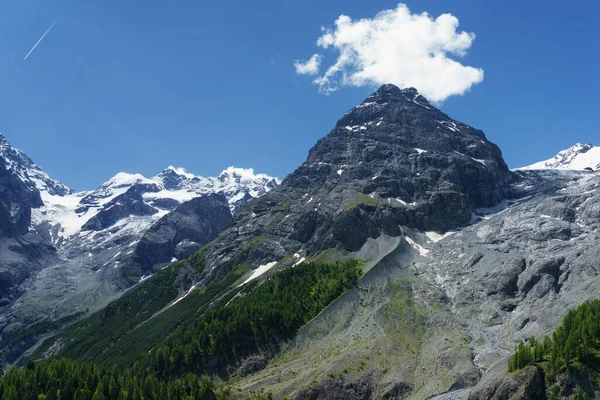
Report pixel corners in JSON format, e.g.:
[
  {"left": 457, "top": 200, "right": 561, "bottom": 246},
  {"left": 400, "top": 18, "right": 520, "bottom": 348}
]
[
  {"left": 195, "top": 84, "right": 510, "bottom": 289},
  {"left": 0, "top": 132, "right": 279, "bottom": 364},
  {"left": 519, "top": 142, "right": 600, "bottom": 171}
]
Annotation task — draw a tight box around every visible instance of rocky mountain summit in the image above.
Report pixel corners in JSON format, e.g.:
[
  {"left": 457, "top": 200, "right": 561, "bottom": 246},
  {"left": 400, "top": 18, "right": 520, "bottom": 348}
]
[
  {"left": 520, "top": 142, "right": 600, "bottom": 171},
  {"left": 196, "top": 84, "right": 510, "bottom": 285}
]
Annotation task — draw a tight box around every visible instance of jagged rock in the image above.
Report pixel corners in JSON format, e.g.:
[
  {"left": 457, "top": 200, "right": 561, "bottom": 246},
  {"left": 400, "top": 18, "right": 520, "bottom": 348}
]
[
  {"left": 293, "top": 374, "right": 378, "bottom": 400},
  {"left": 82, "top": 188, "right": 159, "bottom": 231}
]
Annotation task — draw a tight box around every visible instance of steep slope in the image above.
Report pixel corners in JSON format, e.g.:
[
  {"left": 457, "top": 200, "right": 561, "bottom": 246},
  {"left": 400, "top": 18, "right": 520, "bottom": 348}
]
[
  {"left": 520, "top": 143, "right": 600, "bottom": 171},
  {"left": 0, "top": 151, "right": 57, "bottom": 306},
  {"left": 131, "top": 194, "right": 232, "bottom": 272},
  {"left": 194, "top": 84, "right": 509, "bottom": 287}
]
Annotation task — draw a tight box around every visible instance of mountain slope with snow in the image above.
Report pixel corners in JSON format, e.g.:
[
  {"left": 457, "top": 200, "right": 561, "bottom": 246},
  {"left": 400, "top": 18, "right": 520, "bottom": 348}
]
[
  {"left": 0, "top": 132, "right": 279, "bottom": 363},
  {"left": 519, "top": 143, "right": 600, "bottom": 171},
  {"left": 31, "top": 165, "right": 278, "bottom": 248},
  {"left": 0, "top": 135, "right": 71, "bottom": 197}
]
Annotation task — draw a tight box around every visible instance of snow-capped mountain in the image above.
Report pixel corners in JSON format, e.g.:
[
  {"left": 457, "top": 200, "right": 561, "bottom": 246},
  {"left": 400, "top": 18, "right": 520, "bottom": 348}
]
[
  {"left": 0, "top": 132, "right": 279, "bottom": 357},
  {"left": 29, "top": 163, "right": 278, "bottom": 248},
  {"left": 0, "top": 134, "right": 71, "bottom": 197},
  {"left": 520, "top": 143, "right": 600, "bottom": 171}
]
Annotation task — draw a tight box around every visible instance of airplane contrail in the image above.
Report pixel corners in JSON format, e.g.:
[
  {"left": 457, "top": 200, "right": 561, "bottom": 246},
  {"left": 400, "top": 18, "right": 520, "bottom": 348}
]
[{"left": 24, "top": 18, "right": 59, "bottom": 60}]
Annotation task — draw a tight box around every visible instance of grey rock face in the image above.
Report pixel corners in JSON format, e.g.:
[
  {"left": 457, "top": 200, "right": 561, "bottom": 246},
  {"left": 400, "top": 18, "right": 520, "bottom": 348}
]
[
  {"left": 411, "top": 170, "right": 600, "bottom": 397},
  {"left": 199, "top": 84, "right": 510, "bottom": 282},
  {"left": 468, "top": 366, "right": 545, "bottom": 400},
  {"left": 0, "top": 157, "right": 41, "bottom": 237},
  {"left": 132, "top": 194, "right": 232, "bottom": 272},
  {"left": 81, "top": 187, "right": 159, "bottom": 232},
  {"left": 0, "top": 152, "right": 58, "bottom": 300}
]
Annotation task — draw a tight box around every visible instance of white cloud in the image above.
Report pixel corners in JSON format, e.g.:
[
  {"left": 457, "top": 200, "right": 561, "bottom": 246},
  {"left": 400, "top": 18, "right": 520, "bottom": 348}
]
[
  {"left": 294, "top": 53, "right": 322, "bottom": 75},
  {"left": 295, "top": 4, "right": 484, "bottom": 102}
]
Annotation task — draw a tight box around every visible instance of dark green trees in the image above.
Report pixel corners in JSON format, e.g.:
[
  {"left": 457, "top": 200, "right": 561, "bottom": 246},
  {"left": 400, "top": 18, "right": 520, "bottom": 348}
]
[
  {"left": 508, "top": 299, "right": 600, "bottom": 373},
  {"left": 0, "top": 260, "right": 362, "bottom": 399}
]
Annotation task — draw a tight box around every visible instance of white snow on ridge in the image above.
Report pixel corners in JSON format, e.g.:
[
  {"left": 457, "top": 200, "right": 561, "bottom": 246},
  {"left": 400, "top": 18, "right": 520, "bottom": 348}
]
[
  {"left": 172, "top": 284, "right": 197, "bottom": 306},
  {"left": 27, "top": 163, "right": 278, "bottom": 247},
  {"left": 0, "top": 133, "right": 72, "bottom": 196},
  {"left": 164, "top": 165, "right": 196, "bottom": 179},
  {"left": 31, "top": 192, "right": 91, "bottom": 238},
  {"left": 519, "top": 143, "right": 600, "bottom": 171},
  {"left": 142, "top": 189, "right": 198, "bottom": 203}
]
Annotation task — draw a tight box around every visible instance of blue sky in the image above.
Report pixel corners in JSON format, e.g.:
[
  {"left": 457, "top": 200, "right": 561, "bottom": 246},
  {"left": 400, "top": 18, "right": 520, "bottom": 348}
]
[{"left": 0, "top": 0, "right": 598, "bottom": 190}]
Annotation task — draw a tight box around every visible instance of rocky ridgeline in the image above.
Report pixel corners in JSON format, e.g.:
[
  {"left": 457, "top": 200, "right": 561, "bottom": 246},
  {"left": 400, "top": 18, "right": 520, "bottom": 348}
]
[
  {"left": 521, "top": 142, "right": 600, "bottom": 171},
  {"left": 199, "top": 84, "right": 510, "bottom": 281}
]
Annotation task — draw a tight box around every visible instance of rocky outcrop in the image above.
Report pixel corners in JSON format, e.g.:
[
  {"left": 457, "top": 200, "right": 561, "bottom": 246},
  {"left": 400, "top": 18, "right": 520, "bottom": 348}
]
[
  {"left": 81, "top": 187, "right": 159, "bottom": 231},
  {"left": 468, "top": 366, "right": 545, "bottom": 400},
  {"left": 132, "top": 194, "right": 232, "bottom": 272}
]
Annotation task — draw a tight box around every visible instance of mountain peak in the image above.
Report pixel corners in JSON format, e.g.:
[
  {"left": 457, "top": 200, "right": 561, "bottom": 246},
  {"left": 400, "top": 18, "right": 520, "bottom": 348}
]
[
  {"left": 366, "top": 84, "right": 430, "bottom": 107},
  {"left": 520, "top": 143, "right": 600, "bottom": 171},
  {"left": 0, "top": 132, "right": 72, "bottom": 196},
  {"left": 218, "top": 166, "right": 275, "bottom": 183},
  {"left": 376, "top": 83, "right": 418, "bottom": 96},
  {"left": 162, "top": 166, "right": 197, "bottom": 179}
]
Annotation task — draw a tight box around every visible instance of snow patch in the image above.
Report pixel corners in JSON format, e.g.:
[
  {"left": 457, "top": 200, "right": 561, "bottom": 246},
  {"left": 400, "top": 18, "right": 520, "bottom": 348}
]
[
  {"left": 172, "top": 284, "right": 197, "bottom": 306},
  {"left": 519, "top": 143, "right": 600, "bottom": 171},
  {"left": 424, "top": 231, "right": 456, "bottom": 243},
  {"left": 293, "top": 257, "right": 306, "bottom": 267},
  {"left": 238, "top": 262, "right": 278, "bottom": 287},
  {"left": 404, "top": 236, "right": 429, "bottom": 257}
]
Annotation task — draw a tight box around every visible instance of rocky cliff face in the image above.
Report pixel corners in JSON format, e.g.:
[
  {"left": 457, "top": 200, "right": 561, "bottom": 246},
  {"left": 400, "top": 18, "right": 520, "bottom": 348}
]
[
  {"left": 0, "top": 152, "right": 57, "bottom": 308},
  {"left": 197, "top": 84, "right": 510, "bottom": 284}
]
